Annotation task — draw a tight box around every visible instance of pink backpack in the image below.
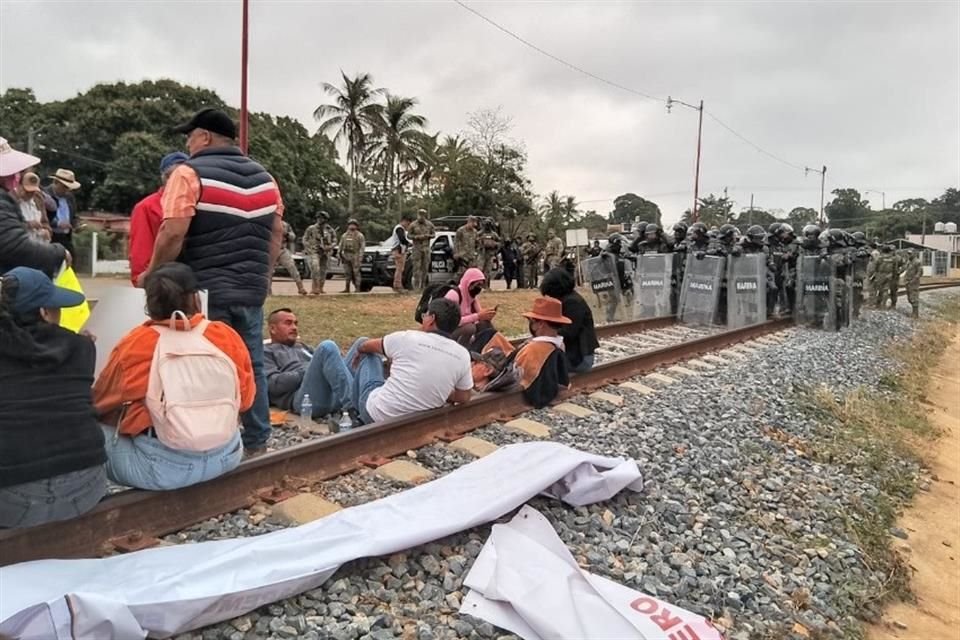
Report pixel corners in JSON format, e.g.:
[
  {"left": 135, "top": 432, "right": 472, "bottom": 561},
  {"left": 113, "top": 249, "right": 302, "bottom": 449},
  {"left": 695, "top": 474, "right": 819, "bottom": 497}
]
[{"left": 145, "top": 311, "right": 241, "bottom": 451}]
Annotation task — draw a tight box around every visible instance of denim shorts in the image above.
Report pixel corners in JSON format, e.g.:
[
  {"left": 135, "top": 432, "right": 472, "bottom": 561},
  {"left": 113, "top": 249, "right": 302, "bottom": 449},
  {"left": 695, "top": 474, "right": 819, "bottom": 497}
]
[{"left": 0, "top": 465, "right": 106, "bottom": 528}]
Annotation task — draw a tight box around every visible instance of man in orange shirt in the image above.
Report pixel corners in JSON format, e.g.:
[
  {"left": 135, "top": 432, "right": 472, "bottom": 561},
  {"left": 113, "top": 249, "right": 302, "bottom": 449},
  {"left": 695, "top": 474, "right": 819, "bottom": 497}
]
[
  {"left": 128, "top": 152, "right": 188, "bottom": 286},
  {"left": 141, "top": 108, "right": 284, "bottom": 455},
  {"left": 95, "top": 263, "right": 255, "bottom": 490}
]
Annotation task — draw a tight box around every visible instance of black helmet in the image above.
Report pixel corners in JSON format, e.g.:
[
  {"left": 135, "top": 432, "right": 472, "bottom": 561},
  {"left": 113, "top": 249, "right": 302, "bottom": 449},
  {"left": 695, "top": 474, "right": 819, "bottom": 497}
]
[
  {"left": 689, "top": 222, "right": 708, "bottom": 239},
  {"left": 634, "top": 222, "right": 649, "bottom": 237},
  {"left": 802, "top": 224, "right": 821, "bottom": 239},
  {"left": 767, "top": 222, "right": 782, "bottom": 236},
  {"left": 718, "top": 223, "right": 737, "bottom": 240},
  {"left": 746, "top": 225, "right": 766, "bottom": 243},
  {"left": 827, "top": 228, "right": 846, "bottom": 247},
  {"left": 527, "top": 232, "right": 536, "bottom": 240},
  {"left": 318, "top": 210, "right": 330, "bottom": 220},
  {"left": 851, "top": 231, "right": 866, "bottom": 246},
  {"left": 607, "top": 233, "right": 625, "bottom": 254},
  {"left": 778, "top": 223, "right": 795, "bottom": 239},
  {"left": 645, "top": 223, "right": 660, "bottom": 239},
  {"left": 347, "top": 218, "right": 359, "bottom": 227}
]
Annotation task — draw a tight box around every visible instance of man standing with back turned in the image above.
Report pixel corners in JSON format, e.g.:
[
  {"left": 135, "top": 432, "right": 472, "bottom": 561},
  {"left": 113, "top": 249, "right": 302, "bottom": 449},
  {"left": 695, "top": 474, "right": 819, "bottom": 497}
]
[{"left": 141, "top": 108, "right": 285, "bottom": 455}]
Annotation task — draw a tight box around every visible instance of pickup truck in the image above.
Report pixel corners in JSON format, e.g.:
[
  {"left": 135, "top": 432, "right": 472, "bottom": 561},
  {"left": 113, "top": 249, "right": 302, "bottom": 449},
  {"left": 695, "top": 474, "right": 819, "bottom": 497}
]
[{"left": 360, "top": 231, "right": 462, "bottom": 291}]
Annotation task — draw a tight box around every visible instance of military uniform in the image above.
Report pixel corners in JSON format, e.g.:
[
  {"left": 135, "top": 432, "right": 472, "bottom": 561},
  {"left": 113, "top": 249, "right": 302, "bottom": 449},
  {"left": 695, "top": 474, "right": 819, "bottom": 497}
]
[
  {"left": 272, "top": 221, "right": 307, "bottom": 296},
  {"left": 903, "top": 253, "right": 921, "bottom": 317},
  {"left": 544, "top": 235, "right": 564, "bottom": 270},
  {"left": 873, "top": 251, "right": 898, "bottom": 308},
  {"left": 338, "top": 227, "right": 365, "bottom": 293},
  {"left": 303, "top": 220, "right": 337, "bottom": 294},
  {"left": 850, "top": 246, "right": 871, "bottom": 318},
  {"left": 520, "top": 238, "right": 541, "bottom": 288},
  {"left": 454, "top": 223, "right": 480, "bottom": 276},
  {"left": 408, "top": 216, "right": 436, "bottom": 290},
  {"left": 888, "top": 252, "right": 904, "bottom": 308},
  {"left": 479, "top": 228, "right": 501, "bottom": 287}
]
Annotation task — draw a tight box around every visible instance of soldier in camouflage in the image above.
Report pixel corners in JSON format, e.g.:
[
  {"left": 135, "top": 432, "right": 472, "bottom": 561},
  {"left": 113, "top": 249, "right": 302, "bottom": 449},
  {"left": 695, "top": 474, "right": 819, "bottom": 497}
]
[
  {"left": 454, "top": 216, "right": 480, "bottom": 277},
  {"left": 302, "top": 211, "right": 337, "bottom": 294},
  {"left": 888, "top": 249, "right": 905, "bottom": 308},
  {"left": 903, "top": 249, "right": 921, "bottom": 318},
  {"left": 872, "top": 244, "right": 898, "bottom": 308},
  {"left": 544, "top": 229, "right": 565, "bottom": 270},
  {"left": 638, "top": 223, "right": 674, "bottom": 254},
  {"left": 408, "top": 208, "right": 435, "bottom": 290},
  {"left": 479, "top": 219, "right": 501, "bottom": 289},
  {"left": 338, "top": 218, "right": 365, "bottom": 293},
  {"left": 848, "top": 231, "right": 871, "bottom": 318},
  {"left": 271, "top": 220, "right": 307, "bottom": 296},
  {"left": 520, "top": 233, "right": 541, "bottom": 289}
]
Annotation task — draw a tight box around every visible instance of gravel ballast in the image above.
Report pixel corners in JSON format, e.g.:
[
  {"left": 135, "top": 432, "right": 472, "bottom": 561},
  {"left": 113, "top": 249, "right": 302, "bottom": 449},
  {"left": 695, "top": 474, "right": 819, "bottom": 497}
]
[{"left": 176, "top": 292, "right": 957, "bottom": 640}]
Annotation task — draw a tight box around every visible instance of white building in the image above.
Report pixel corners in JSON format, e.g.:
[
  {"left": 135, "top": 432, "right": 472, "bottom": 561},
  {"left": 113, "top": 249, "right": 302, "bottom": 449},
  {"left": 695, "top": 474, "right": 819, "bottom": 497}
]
[{"left": 904, "top": 230, "right": 960, "bottom": 275}]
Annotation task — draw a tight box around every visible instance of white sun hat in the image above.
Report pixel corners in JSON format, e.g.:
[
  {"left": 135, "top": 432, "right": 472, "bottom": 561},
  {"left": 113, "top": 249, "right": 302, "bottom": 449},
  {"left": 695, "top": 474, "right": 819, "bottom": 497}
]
[{"left": 0, "top": 137, "right": 41, "bottom": 178}]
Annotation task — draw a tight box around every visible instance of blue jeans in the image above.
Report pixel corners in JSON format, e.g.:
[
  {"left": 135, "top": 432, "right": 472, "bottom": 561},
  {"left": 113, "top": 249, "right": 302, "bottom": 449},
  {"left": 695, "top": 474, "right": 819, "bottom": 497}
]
[
  {"left": 0, "top": 466, "right": 106, "bottom": 528},
  {"left": 100, "top": 426, "right": 242, "bottom": 491},
  {"left": 346, "top": 337, "right": 386, "bottom": 424},
  {"left": 208, "top": 303, "right": 270, "bottom": 449},
  {"left": 292, "top": 340, "right": 355, "bottom": 417},
  {"left": 569, "top": 354, "right": 595, "bottom": 374}
]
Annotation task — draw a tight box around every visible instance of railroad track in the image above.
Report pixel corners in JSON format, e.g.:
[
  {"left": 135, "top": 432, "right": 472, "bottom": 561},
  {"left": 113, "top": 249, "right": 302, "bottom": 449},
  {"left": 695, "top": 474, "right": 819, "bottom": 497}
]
[{"left": 1, "top": 281, "right": 956, "bottom": 567}]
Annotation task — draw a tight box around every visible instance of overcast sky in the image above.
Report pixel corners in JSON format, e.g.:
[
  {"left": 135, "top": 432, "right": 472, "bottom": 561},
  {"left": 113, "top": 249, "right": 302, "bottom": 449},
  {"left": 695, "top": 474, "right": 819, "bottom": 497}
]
[{"left": 1, "top": 0, "right": 958, "bottom": 224}]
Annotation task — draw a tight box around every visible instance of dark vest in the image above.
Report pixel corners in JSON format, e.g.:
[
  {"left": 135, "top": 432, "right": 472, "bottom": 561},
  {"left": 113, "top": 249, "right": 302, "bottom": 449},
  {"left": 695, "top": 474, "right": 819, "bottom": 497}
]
[{"left": 183, "top": 147, "right": 278, "bottom": 307}]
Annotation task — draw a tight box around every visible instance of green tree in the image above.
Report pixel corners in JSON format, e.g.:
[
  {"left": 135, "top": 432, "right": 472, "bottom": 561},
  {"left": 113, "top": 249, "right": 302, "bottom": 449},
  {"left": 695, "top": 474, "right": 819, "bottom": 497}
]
[
  {"left": 681, "top": 193, "right": 734, "bottom": 227},
  {"left": 92, "top": 132, "right": 168, "bottom": 212},
  {"left": 786, "top": 206, "right": 818, "bottom": 228},
  {"left": 824, "top": 188, "right": 870, "bottom": 228},
  {"left": 609, "top": 193, "right": 661, "bottom": 225},
  {"left": 314, "top": 71, "right": 383, "bottom": 214}
]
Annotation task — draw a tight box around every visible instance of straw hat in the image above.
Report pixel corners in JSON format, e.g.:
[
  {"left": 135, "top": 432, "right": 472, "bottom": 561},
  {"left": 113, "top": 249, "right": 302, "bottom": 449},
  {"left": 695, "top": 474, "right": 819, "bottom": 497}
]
[
  {"left": 51, "top": 168, "right": 81, "bottom": 190},
  {"left": 0, "top": 137, "right": 40, "bottom": 178},
  {"left": 21, "top": 172, "right": 41, "bottom": 193},
  {"left": 522, "top": 296, "right": 571, "bottom": 325}
]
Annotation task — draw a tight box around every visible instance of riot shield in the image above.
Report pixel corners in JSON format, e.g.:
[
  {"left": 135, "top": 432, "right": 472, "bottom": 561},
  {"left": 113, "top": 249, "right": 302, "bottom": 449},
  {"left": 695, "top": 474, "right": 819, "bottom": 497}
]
[
  {"left": 850, "top": 257, "right": 867, "bottom": 320},
  {"left": 583, "top": 254, "right": 629, "bottom": 324},
  {"left": 678, "top": 254, "right": 724, "bottom": 326},
  {"left": 633, "top": 253, "right": 676, "bottom": 319},
  {"left": 726, "top": 254, "right": 767, "bottom": 328},
  {"left": 796, "top": 255, "right": 840, "bottom": 331}
]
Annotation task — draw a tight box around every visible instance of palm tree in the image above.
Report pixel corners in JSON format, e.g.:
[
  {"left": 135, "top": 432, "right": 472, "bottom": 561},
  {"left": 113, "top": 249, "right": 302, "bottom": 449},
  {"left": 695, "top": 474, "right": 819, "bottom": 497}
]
[
  {"left": 436, "top": 135, "right": 473, "bottom": 192},
  {"left": 367, "top": 94, "right": 427, "bottom": 213},
  {"left": 313, "top": 71, "right": 383, "bottom": 213},
  {"left": 540, "top": 190, "right": 564, "bottom": 231},
  {"left": 407, "top": 131, "right": 440, "bottom": 196},
  {"left": 562, "top": 195, "right": 580, "bottom": 224}
]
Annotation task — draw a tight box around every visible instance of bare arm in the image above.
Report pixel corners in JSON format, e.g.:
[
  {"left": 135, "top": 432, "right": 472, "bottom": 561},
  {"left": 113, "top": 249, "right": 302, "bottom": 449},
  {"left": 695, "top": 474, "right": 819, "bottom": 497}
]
[
  {"left": 269, "top": 214, "right": 284, "bottom": 270},
  {"left": 447, "top": 388, "right": 472, "bottom": 404},
  {"left": 145, "top": 218, "right": 191, "bottom": 271}
]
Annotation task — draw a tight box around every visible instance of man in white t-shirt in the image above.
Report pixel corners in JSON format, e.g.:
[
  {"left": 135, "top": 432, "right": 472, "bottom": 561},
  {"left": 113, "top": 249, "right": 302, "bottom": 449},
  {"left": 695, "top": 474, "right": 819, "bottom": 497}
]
[{"left": 349, "top": 297, "right": 473, "bottom": 424}]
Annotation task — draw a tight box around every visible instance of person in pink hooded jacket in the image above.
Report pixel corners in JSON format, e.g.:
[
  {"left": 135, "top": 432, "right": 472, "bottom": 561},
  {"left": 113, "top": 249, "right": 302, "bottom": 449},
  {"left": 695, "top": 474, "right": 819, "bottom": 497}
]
[{"left": 445, "top": 267, "right": 497, "bottom": 347}]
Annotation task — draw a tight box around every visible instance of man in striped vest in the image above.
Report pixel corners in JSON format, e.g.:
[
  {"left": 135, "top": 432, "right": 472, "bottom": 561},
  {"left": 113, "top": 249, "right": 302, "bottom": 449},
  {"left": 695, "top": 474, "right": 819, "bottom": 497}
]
[{"left": 141, "top": 108, "right": 284, "bottom": 455}]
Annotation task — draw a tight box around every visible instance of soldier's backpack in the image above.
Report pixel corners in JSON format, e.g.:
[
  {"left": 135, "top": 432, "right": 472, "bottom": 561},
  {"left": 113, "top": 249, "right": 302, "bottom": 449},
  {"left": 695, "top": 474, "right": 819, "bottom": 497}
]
[
  {"left": 414, "top": 282, "right": 461, "bottom": 323},
  {"left": 145, "top": 311, "right": 241, "bottom": 452}
]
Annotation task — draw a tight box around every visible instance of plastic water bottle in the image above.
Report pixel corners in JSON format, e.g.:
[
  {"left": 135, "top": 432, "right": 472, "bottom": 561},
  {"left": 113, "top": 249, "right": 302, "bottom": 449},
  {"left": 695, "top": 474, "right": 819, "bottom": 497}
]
[
  {"left": 300, "top": 394, "right": 313, "bottom": 430},
  {"left": 338, "top": 410, "right": 353, "bottom": 433}
]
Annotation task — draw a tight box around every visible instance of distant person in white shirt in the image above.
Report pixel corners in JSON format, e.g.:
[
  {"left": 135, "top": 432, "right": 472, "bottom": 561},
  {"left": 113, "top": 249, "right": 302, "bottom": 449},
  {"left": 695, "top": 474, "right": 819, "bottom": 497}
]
[{"left": 350, "top": 297, "right": 473, "bottom": 424}]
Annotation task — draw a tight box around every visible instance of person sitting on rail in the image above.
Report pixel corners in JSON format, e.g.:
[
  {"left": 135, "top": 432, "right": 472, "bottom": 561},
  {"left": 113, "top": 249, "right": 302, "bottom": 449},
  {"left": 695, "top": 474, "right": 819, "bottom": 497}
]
[
  {"left": 264, "top": 308, "right": 359, "bottom": 425},
  {"left": 0, "top": 267, "right": 107, "bottom": 528},
  {"left": 93, "top": 263, "right": 254, "bottom": 491},
  {"left": 350, "top": 297, "right": 473, "bottom": 424},
  {"left": 445, "top": 267, "right": 497, "bottom": 348},
  {"left": 539, "top": 267, "right": 599, "bottom": 373}
]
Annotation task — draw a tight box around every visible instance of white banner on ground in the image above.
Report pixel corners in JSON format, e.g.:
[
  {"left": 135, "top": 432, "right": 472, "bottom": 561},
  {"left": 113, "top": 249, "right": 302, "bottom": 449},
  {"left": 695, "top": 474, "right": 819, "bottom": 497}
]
[
  {"left": 461, "top": 506, "right": 723, "bottom": 640},
  {"left": 83, "top": 287, "right": 208, "bottom": 378},
  {"left": 0, "top": 442, "right": 643, "bottom": 640}
]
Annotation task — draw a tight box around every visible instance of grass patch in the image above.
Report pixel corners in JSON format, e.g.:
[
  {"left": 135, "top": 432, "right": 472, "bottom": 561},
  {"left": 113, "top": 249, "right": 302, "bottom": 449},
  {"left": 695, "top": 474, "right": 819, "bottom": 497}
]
[
  {"left": 803, "top": 295, "right": 960, "bottom": 620},
  {"left": 264, "top": 288, "right": 547, "bottom": 348}
]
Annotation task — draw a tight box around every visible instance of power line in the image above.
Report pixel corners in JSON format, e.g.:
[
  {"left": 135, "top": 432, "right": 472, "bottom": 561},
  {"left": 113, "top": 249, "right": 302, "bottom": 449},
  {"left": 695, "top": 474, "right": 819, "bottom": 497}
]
[
  {"left": 452, "top": 0, "right": 821, "bottom": 178},
  {"left": 451, "top": 0, "right": 664, "bottom": 103}
]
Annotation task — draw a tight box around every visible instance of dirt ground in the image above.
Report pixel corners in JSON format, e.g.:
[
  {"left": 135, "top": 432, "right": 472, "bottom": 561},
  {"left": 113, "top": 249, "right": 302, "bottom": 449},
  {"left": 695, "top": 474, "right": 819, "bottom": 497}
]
[{"left": 868, "top": 332, "right": 960, "bottom": 639}]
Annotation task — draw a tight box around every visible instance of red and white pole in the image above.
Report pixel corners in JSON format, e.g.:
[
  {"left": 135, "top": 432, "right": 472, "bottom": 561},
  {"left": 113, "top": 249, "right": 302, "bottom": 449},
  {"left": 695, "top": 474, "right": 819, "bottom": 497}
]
[{"left": 239, "top": 0, "right": 250, "bottom": 153}]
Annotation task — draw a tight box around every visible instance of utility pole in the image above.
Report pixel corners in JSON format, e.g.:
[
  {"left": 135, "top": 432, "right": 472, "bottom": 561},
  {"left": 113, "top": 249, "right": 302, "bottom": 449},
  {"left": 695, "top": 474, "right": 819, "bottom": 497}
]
[
  {"left": 239, "top": 0, "right": 250, "bottom": 154},
  {"left": 805, "top": 165, "right": 827, "bottom": 225},
  {"left": 748, "top": 193, "right": 754, "bottom": 226},
  {"left": 27, "top": 128, "right": 36, "bottom": 155},
  {"left": 667, "top": 97, "right": 704, "bottom": 222}
]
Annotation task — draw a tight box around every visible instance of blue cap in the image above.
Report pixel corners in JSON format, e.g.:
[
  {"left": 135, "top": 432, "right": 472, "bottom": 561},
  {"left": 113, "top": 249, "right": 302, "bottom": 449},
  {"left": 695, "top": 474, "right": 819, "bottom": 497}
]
[
  {"left": 159, "top": 152, "right": 189, "bottom": 175},
  {"left": 4, "top": 267, "right": 85, "bottom": 314}
]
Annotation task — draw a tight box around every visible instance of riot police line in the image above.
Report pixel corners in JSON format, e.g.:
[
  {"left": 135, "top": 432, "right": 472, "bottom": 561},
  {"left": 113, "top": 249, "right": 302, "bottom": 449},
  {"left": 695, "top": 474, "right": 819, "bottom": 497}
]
[{"left": 582, "top": 221, "right": 914, "bottom": 331}]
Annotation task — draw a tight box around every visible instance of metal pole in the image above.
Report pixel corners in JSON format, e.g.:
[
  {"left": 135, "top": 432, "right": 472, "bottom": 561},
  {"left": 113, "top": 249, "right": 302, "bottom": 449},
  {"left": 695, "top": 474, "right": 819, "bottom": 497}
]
[
  {"left": 27, "top": 128, "right": 36, "bottom": 155},
  {"left": 819, "top": 165, "right": 826, "bottom": 225},
  {"left": 748, "top": 193, "right": 754, "bottom": 226},
  {"left": 239, "top": 0, "right": 250, "bottom": 154},
  {"left": 881, "top": 192, "right": 886, "bottom": 210},
  {"left": 692, "top": 100, "right": 704, "bottom": 222}
]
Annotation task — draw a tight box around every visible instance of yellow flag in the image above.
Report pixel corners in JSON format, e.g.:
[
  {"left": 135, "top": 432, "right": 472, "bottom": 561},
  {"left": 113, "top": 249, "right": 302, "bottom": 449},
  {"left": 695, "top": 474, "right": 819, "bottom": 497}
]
[{"left": 54, "top": 267, "right": 91, "bottom": 333}]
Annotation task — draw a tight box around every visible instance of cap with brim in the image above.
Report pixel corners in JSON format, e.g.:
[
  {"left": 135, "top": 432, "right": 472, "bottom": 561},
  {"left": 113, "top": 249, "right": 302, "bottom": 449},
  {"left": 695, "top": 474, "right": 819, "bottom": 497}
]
[
  {"left": 159, "top": 152, "right": 189, "bottom": 174},
  {"left": 5, "top": 267, "right": 85, "bottom": 314},
  {"left": 21, "top": 172, "right": 40, "bottom": 193},
  {"left": 522, "top": 296, "right": 571, "bottom": 325},
  {"left": 172, "top": 108, "right": 237, "bottom": 139},
  {"left": 0, "top": 137, "right": 40, "bottom": 178}
]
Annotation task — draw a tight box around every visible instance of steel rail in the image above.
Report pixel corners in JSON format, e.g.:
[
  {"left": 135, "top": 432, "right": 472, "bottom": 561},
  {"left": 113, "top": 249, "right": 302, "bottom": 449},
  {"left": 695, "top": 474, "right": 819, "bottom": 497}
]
[
  {"left": 2, "top": 281, "right": 955, "bottom": 566},
  {"left": 0, "top": 317, "right": 787, "bottom": 566}
]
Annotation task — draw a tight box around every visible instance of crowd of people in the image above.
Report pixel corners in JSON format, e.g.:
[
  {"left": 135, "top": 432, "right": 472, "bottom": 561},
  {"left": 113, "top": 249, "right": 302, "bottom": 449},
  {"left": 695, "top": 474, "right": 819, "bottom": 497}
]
[
  {"left": 0, "top": 109, "right": 602, "bottom": 530},
  {"left": 593, "top": 220, "right": 924, "bottom": 324}
]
